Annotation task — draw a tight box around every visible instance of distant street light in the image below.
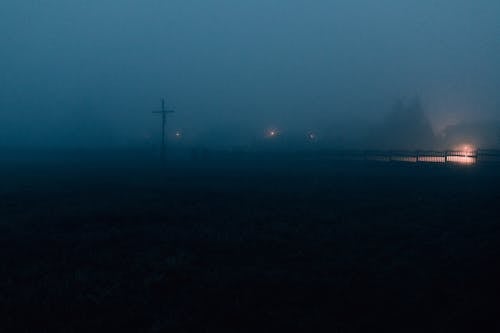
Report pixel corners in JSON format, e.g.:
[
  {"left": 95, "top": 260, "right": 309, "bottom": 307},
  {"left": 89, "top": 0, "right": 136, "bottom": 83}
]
[
  {"left": 266, "top": 128, "right": 280, "bottom": 138},
  {"left": 307, "top": 131, "right": 317, "bottom": 141}
]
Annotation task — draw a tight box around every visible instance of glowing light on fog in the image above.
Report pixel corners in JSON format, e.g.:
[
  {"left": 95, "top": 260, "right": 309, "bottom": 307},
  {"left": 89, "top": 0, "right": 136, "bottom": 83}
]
[
  {"left": 447, "top": 155, "right": 475, "bottom": 164},
  {"left": 266, "top": 128, "right": 279, "bottom": 138},
  {"left": 307, "top": 132, "right": 317, "bottom": 141},
  {"left": 461, "top": 145, "right": 473, "bottom": 155},
  {"left": 175, "top": 130, "right": 182, "bottom": 138},
  {"left": 363, "top": 144, "right": 478, "bottom": 165},
  {"left": 448, "top": 144, "right": 476, "bottom": 165}
]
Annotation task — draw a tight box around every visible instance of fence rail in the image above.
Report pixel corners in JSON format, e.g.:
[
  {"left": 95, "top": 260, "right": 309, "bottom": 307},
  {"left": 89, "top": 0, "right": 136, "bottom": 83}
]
[{"left": 306, "top": 149, "right": 500, "bottom": 165}]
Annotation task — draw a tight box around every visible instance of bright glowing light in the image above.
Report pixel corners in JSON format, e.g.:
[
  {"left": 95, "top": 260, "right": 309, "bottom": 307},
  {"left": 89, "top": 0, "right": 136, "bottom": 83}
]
[
  {"left": 175, "top": 130, "right": 182, "bottom": 138},
  {"left": 266, "top": 128, "right": 279, "bottom": 138},
  {"left": 447, "top": 155, "right": 475, "bottom": 164},
  {"left": 448, "top": 144, "right": 476, "bottom": 165},
  {"left": 461, "top": 145, "right": 473, "bottom": 155},
  {"left": 307, "top": 132, "right": 317, "bottom": 141}
]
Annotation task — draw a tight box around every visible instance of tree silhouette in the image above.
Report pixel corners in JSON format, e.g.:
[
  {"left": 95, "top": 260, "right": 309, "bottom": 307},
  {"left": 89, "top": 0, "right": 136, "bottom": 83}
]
[{"left": 371, "top": 97, "right": 436, "bottom": 150}]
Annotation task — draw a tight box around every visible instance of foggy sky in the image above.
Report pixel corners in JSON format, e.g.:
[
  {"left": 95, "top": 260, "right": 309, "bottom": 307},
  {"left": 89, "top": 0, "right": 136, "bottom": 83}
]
[{"left": 1, "top": 0, "right": 499, "bottom": 148}]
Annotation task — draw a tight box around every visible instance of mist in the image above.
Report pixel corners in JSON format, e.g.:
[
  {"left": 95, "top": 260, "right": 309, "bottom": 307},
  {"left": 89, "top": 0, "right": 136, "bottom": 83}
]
[
  {"left": 4, "top": 3, "right": 500, "bottom": 331},
  {"left": 1, "top": 0, "right": 499, "bottom": 149}
]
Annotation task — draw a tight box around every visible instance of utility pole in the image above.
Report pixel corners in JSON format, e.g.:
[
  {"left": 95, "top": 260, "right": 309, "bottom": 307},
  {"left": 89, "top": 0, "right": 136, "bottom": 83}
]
[{"left": 152, "top": 98, "right": 175, "bottom": 160}]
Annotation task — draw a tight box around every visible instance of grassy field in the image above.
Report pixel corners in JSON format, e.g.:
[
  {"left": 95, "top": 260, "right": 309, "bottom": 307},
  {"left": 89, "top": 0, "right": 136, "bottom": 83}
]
[{"left": 1, "top": 153, "right": 500, "bottom": 332}]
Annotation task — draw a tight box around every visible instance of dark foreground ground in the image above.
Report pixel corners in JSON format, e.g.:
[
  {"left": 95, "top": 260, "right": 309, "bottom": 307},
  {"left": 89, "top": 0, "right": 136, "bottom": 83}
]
[{"left": 1, "top": 152, "right": 500, "bottom": 332}]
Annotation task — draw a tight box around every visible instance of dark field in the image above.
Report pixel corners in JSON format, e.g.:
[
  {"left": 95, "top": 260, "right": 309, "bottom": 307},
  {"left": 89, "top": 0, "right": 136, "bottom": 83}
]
[{"left": 1, "top": 153, "right": 500, "bottom": 332}]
